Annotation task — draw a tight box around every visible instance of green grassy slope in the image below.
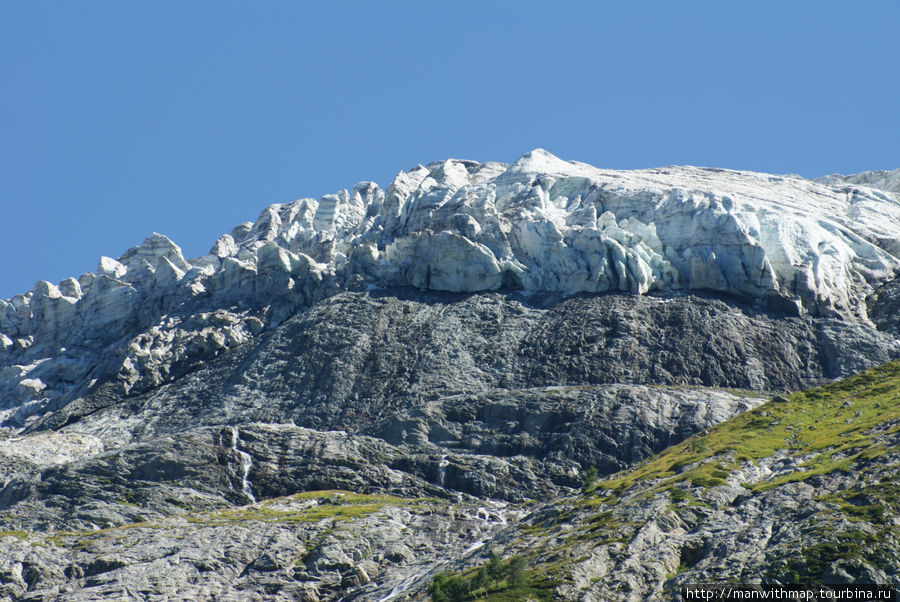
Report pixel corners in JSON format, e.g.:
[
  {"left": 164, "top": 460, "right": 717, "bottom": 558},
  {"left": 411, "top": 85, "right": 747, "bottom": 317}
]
[{"left": 429, "top": 360, "right": 900, "bottom": 600}]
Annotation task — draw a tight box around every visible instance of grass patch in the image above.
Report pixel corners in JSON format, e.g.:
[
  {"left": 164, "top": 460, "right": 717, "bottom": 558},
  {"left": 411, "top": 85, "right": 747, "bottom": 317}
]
[
  {"left": 817, "top": 479, "right": 900, "bottom": 523},
  {"left": 668, "top": 488, "right": 691, "bottom": 504},
  {"left": 0, "top": 530, "right": 29, "bottom": 541},
  {"left": 193, "top": 490, "right": 437, "bottom": 526},
  {"left": 20, "top": 490, "right": 439, "bottom": 550},
  {"left": 585, "top": 361, "right": 900, "bottom": 498}
]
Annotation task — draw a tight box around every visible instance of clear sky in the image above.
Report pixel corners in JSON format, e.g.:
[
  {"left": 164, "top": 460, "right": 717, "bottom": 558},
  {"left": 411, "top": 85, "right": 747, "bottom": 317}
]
[{"left": 2, "top": 1, "right": 898, "bottom": 300}]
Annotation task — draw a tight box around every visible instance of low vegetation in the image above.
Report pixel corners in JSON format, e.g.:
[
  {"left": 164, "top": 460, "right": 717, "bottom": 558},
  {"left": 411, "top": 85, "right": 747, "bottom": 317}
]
[
  {"left": 28, "top": 491, "right": 439, "bottom": 551},
  {"left": 585, "top": 360, "right": 900, "bottom": 499},
  {"left": 529, "top": 360, "right": 900, "bottom": 592},
  {"left": 429, "top": 553, "right": 555, "bottom": 601},
  {"left": 581, "top": 466, "right": 598, "bottom": 492},
  {"left": 195, "top": 490, "right": 436, "bottom": 525}
]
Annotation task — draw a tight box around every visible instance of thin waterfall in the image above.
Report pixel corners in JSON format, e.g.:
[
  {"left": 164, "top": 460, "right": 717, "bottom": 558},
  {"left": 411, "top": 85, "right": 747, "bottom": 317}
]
[
  {"left": 221, "top": 425, "right": 256, "bottom": 503},
  {"left": 437, "top": 455, "right": 449, "bottom": 487}
]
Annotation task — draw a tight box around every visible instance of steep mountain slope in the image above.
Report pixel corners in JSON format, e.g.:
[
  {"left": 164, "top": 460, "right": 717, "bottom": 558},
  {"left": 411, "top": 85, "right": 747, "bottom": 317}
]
[
  {"left": 0, "top": 152, "right": 898, "bottom": 600},
  {"left": 414, "top": 360, "right": 900, "bottom": 601},
  {"left": 1, "top": 362, "right": 897, "bottom": 601}
]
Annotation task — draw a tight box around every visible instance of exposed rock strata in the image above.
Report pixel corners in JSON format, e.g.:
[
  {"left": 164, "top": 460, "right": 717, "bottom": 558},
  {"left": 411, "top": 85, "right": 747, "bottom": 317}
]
[
  {"left": 8, "top": 289, "right": 899, "bottom": 440},
  {"left": 396, "top": 361, "right": 900, "bottom": 601},
  {"left": 0, "top": 489, "right": 520, "bottom": 601}
]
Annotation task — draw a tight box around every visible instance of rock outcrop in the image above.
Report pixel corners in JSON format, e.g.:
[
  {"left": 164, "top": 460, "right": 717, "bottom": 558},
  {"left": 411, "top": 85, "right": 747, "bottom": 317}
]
[{"left": 405, "top": 361, "right": 900, "bottom": 601}]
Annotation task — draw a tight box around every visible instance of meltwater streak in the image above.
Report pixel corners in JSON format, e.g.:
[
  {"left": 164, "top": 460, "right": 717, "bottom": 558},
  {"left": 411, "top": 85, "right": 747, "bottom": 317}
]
[{"left": 221, "top": 425, "right": 256, "bottom": 503}]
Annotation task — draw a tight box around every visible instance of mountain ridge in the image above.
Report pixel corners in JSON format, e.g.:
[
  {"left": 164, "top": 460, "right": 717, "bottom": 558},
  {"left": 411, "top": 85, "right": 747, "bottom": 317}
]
[{"left": 2, "top": 151, "right": 899, "bottom": 430}]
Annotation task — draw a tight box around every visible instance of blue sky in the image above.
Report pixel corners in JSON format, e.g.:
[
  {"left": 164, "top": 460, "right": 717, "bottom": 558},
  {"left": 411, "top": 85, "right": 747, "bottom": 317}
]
[{"left": 2, "top": 1, "right": 898, "bottom": 300}]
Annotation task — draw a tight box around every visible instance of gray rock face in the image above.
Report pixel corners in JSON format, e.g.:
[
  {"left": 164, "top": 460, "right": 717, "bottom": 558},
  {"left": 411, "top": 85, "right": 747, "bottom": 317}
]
[
  {"left": 0, "top": 284, "right": 894, "bottom": 597},
  {"left": 389, "top": 362, "right": 900, "bottom": 601},
  {"left": 0, "top": 487, "right": 521, "bottom": 601},
  {"left": 21, "top": 289, "right": 898, "bottom": 441},
  {"left": 0, "top": 387, "right": 764, "bottom": 514}
]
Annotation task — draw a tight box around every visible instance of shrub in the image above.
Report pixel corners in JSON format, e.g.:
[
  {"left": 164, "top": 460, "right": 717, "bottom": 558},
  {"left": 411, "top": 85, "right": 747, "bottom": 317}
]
[
  {"left": 507, "top": 555, "right": 527, "bottom": 587},
  {"left": 582, "top": 466, "right": 599, "bottom": 492},
  {"left": 486, "top": 553, "right": 505, "bottom": 581},
  {"left": 429, "top": 572, "right": 470, "bottom": 602}
]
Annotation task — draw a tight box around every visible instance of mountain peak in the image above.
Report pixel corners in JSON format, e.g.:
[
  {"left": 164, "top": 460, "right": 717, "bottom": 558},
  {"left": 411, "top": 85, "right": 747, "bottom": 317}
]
[{"left": 511, "top": 147, "right": 576, "bottom": 173}]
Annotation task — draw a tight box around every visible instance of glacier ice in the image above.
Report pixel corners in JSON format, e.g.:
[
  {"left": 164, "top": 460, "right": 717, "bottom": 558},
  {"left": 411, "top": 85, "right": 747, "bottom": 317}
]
[{"left": 1, "top": 149, "right": 898, "bottom": 425}]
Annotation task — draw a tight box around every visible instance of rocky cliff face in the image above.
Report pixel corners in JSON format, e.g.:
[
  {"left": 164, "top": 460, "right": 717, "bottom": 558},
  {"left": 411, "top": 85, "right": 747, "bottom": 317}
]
[
  {"left": 412, "top": 360, "right": 900, "bottom": 602},
  {"left": 0, "top": 152, "right": 898, "bottom": 600}
]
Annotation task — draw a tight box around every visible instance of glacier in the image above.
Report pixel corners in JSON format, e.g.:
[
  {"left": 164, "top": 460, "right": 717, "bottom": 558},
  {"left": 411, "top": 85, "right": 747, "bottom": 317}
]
[{"left": 1, "top": 150, "right": 899, "bottom": 425}]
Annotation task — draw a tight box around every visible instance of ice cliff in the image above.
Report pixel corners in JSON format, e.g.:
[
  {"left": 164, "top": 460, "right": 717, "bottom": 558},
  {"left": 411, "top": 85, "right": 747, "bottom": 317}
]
[{"left": 1, "top": 150, "right": 899, "bottom": 425}]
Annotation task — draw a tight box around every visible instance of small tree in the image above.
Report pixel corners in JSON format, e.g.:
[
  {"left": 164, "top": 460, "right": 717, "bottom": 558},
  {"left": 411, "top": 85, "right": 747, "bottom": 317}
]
[
  {"left": 446, "top": 574, "right": 471, "bottom": 601},
  {"left": 582, "top": 466, "right": 599, "bottom": 492},
  {"left": 506, "top": 555, "right": 527, "bottom": 587},
  {"left": 470, "top": 564, "right": 491, "bottom": 594},
  {"left": 429, "top": 573, "right": 450, "bottom": 602},
  {"left": 429, "top": 572, "right": 470, "bottom": 602},
  {"left": 486, "top": 553, "right": 505, "bottom": 581}
]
